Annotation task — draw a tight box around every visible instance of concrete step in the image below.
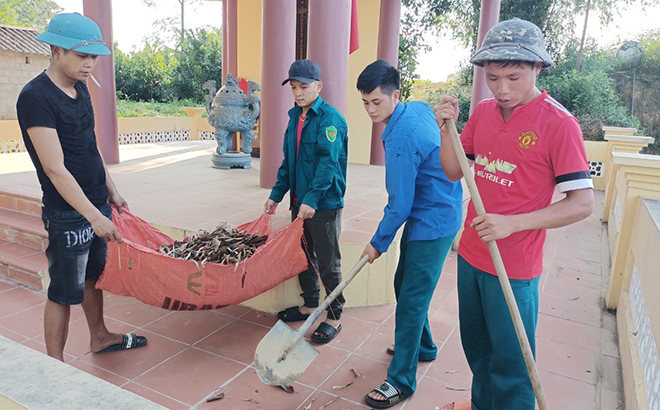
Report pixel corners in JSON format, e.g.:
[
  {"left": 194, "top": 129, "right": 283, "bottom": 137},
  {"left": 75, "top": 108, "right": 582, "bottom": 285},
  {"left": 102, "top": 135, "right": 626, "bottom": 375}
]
[
  {"left": 0, "top": 207, "right": 47, "bottom": 252},
  {"left": 0, "top": 239, "right": 48, "bottom": 289},
  {"left": 0, "top": 190, "right": 41, "bottom": 217},
  {"left": 0, "top": 191, "right": 47, "bottom": 289}
]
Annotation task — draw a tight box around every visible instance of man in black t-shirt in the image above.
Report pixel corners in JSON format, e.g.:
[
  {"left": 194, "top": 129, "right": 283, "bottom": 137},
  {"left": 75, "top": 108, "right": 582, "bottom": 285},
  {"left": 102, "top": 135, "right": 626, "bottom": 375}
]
[{"left": 16, "top": 13, "right": 147, "bottom": 361}]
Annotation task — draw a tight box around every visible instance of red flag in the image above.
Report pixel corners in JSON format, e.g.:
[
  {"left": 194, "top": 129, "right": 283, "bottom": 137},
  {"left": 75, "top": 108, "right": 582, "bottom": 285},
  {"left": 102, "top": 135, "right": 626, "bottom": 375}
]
[
  {"left": 349, "top": 0, "right": 360, "bottom": 54},
  {"left": 238, "top": 77, "right": 248, "bottom": 95}
]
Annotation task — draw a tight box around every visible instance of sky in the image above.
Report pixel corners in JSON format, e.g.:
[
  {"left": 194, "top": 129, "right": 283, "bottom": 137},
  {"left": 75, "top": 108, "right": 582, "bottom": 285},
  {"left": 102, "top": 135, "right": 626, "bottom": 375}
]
[
  {"left": 54, "top": 0, "right": 223, "bottom": 51},
  {"left": 54, "top": 0, "right": 659, "bottom": 82},
  {"left": 417, "top": 3, "right": 660, "bottom": 82}
]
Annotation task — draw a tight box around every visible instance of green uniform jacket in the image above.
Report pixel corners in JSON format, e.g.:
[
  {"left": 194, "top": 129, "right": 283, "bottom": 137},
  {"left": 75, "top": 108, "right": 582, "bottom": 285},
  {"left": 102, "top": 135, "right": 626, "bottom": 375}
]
[{"left": 269, "top": 96, "right": 348, "bottom": 210}]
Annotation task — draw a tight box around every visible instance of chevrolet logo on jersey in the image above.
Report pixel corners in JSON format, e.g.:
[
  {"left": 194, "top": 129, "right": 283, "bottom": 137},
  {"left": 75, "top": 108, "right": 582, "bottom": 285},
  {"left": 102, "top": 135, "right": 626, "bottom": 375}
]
[
  {"left": 475, "top": 154, "right": 517, "bottom": 174},
  {"left": 475, "top": 154, "right": 517, "bottom": 188}
]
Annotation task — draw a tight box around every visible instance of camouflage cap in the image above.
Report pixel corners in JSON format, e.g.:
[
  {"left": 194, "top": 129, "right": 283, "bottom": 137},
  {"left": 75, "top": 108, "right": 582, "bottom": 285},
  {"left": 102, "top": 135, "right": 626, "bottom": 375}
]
[{"left": 470, "top": 18, "right": 553, "bottom": 68}]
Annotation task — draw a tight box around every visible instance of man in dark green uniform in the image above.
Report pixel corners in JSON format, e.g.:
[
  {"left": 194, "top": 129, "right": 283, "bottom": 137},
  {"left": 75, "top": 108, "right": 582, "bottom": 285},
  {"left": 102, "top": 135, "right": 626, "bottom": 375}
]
[{"left": 264, "top": 59, "right": 348, "bottom": 343}]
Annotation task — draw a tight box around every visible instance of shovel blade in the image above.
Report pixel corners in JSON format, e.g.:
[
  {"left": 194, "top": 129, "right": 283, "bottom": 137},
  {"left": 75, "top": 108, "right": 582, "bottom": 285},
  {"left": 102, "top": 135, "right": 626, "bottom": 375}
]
[{"left": 254, "top": 320, "right": 319, "bottom": 386}]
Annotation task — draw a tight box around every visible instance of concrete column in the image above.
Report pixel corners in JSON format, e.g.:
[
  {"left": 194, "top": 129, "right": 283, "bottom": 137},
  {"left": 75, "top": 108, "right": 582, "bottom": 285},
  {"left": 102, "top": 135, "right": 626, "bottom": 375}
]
[
  {"left": 82, "top": 0, "right": 120, "bottom": 164},
  {"left": 605, "top": 153, "right": 660, "bottom": 309},
  {"left": 226, "top": 0, "right": 238, "bottom": 78},
  {"left": 222, "top": 0, "right": 228, "bottom": 83},
  {"left": 370, "top": 0, "right": 401, "bottom": 166},
  {"left": 307, "top": 0, "right": 351, "bottom": 116},
  {"left": 221, "top": 0, "right": 239, "bottom": 150},
  {"left": 260, "top": 0, "right": 296, "bottom": 189},
  {"left": 601, "top": 134, "right": 654, "bottom": 222},
  {"left": 469, "top": 0, "right": 501, "bottom": 115}
]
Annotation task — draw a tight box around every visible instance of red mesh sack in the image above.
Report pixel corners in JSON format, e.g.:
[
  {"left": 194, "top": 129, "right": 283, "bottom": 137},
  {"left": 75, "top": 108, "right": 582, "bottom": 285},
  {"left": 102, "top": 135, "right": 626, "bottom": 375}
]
[{"left": 96, "top": 207, "right": 307, "bottom": 310}]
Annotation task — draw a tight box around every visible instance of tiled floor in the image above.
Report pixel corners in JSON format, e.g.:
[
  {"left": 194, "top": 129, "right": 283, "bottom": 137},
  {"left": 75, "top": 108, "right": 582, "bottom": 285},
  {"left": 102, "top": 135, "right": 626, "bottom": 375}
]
[{"left": 0, "top": 142, "right": 622, "bottom": 409}]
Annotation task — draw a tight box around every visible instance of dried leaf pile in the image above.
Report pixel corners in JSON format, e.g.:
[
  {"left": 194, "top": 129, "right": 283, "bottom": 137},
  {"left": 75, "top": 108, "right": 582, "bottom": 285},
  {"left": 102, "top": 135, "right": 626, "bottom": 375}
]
[{"left": 159, "top": 223, "right": 268, "bottom": 265}]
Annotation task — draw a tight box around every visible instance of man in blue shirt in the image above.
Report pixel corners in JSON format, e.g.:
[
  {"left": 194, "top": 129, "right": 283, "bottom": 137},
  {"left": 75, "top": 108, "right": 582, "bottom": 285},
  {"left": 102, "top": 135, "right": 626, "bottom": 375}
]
[{"left": 357, "top": 60, "right": 463, "bottom": 408}]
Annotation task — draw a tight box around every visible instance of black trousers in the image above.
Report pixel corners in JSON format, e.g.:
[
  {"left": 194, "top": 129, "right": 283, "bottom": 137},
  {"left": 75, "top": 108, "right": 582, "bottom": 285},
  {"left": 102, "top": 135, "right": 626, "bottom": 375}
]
[{"left": 291, "top": 206, "right": 344, "bottom": 320}]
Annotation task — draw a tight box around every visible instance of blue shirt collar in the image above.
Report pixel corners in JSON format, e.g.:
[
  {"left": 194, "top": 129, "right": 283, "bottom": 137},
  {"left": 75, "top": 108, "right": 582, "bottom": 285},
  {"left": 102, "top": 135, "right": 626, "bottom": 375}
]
[{"left": 381, "top": 101, "right": 404, "bottom": 141}]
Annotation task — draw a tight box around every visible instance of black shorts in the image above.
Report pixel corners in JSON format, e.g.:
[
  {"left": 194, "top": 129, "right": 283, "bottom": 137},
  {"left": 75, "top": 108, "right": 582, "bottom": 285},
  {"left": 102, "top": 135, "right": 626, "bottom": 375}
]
[{"left": 42, "top": 202, "right": 111, "bottom": 305}]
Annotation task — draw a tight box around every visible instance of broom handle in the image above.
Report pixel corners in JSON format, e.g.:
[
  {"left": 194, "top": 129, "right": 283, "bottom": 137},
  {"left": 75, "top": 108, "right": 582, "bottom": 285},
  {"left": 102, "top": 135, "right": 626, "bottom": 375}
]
[
  {"left": 284, "top": 256, "right": 369, "bottom": 353},
  {"left": 444, "top": 119, "right": 549, "bottom": 410}
]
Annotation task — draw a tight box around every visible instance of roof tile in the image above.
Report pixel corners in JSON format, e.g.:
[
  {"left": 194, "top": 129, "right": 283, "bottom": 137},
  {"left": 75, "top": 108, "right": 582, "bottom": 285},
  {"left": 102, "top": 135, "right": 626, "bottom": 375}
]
[{"left": 0, "top": 25, "right": 50, "bottom": 56}]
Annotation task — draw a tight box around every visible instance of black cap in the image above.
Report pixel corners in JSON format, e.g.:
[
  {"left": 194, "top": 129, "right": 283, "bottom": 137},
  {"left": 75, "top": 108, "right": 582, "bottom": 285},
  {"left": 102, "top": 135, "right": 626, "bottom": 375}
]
[{"left": 282, "top": 59, "right": 321, "bottom": 85}]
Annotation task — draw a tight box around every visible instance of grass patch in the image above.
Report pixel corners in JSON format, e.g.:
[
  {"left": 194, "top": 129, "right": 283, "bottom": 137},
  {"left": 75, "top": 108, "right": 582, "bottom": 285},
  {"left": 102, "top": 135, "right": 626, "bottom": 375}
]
[{"left": 117, "top": 99, "right": 207, "bottom": 118}]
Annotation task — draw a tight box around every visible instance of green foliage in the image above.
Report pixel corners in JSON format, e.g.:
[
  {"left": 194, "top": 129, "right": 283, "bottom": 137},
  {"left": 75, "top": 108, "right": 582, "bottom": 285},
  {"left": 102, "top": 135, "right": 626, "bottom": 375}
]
[
  {"left": 114, "top": 27, "right": 221, "bottom": 104},
  {"left": 141, "top": 0, "right": 202, "bottom": 49},
  {"left": 116, "top": 99, "right": 203, "bottom": 117},
  {"left": 538, "top": 69, "right": 639, "bottom": 140},
  {"left": 398, "top": 1, "right": 439, "bottom": 101},
  {"left": 171, "top": 28, "right": 222, "bottom": 102},
  {"left": 0, "top": 0, "right": 61, "bottom": 30},
  {"left": 114, "top": 44, "right": 176, "bottom": 102},
  {"left": 623, "top": 29, "right": 660, "bottom": 154},
  {"left": 408, "top": 66, "right": 472, "bottom": 131},
  {"left": 401, "top": 0, "right": 658, "bottom": 60},
  {"left": 398, "top": 30, "right": 423, "bottom": 102}
]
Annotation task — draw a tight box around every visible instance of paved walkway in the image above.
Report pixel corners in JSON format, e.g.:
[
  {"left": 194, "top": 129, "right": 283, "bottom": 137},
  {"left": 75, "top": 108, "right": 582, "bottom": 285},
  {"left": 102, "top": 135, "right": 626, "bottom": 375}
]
[{"left": 0, "top": 142, "right": 622, "bottom": 409}]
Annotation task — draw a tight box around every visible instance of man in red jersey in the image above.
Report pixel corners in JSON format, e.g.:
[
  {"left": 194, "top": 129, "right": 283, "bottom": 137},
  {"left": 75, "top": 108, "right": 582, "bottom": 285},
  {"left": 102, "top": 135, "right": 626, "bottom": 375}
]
[{"left": 435, "top": 19, "right": 594, "bottom": 410}]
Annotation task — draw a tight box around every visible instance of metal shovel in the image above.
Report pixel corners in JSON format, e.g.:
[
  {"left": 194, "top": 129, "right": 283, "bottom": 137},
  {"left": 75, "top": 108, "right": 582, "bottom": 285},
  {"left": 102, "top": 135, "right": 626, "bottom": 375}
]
[{"left": 255, "top": 255, "right": 369, "bottom": 386}]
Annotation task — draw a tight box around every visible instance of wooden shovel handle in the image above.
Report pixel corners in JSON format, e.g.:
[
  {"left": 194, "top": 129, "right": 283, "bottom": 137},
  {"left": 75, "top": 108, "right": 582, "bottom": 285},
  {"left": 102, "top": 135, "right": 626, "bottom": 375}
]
[
  {"left": 281, "top": 255, "right": 369, "bottom": 356},
  {"left": 444, "top": 119, "right": 549, "bottom": 410}
]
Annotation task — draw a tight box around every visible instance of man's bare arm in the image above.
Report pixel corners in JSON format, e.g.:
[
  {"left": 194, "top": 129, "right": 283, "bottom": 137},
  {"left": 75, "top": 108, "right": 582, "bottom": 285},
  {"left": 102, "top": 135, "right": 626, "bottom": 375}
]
[
  {"left": 471, "top": 188, "right": 594, "bottom": 242},
  {"left": 101, "top": 158, "right": 128, "bottom": 215},
  {"left": 435, "top": 96, "right": 464, "bottom": 182},
  {"left": 27, "top": 126, "right": 121, "bottom": 242}
]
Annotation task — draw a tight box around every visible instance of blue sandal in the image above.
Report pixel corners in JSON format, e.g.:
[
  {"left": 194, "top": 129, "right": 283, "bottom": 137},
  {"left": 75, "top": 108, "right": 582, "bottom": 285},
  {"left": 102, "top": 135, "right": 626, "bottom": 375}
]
[{"left": 365, "top": 380, "right": 408, "bottom": 409}]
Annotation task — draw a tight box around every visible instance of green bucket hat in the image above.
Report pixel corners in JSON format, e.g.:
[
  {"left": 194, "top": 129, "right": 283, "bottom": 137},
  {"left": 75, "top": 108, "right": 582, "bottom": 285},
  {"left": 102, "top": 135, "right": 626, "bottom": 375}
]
[
  {"left": 470, "top": 18, "right": 553, "bottom": 68},
  {"left": 35, "top": 12, "right": 111, "bottom": 56}
]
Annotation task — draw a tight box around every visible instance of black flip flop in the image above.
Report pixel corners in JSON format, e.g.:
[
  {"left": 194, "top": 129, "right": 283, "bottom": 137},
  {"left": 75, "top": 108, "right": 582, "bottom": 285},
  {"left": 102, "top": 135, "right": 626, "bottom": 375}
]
[
  {"left": 277, "top": 306, "right": 310, "bottom": 322},
  {"left": 96, "top": 333, "right": 147, "bottom": 354},
  {"left": 310, "top": 322, "right": 342, "bottom": 344}
]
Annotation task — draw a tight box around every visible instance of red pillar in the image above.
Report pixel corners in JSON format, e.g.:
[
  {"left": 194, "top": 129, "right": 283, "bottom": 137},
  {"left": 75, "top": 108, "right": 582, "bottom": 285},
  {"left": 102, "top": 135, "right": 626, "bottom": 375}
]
[
  {"left": 222, "top": 0, "right": 228, "bottom": 83},
  {"left": 221, "top": 0, "right": 238, "bottom": 82},
  {"left": 370, "top": 0, "right": 401, "bottom": 166},
  {"left": 82, "top": 0, "right": 120, "bottom": 164},
  {"left": 470, "top": 0, "right": 501, "bottom": 114},
  {"left": 307, "top": 0, "right": 351, "bottom": 117},
  {"left": 221, "top": 0, "right": 239, "bottom": 150},
  {"left": 226, "top": 0, "right": 238, "bottom": 78},
  {"left": 259, "top": 0, "right": 296, "bottom": 189}
]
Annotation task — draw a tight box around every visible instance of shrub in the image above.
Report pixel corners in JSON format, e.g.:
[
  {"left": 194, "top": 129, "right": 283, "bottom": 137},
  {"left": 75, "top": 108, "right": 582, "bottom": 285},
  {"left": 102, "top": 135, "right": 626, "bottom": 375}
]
[
  {"left": 538, "top": 69, "right": 640, "bottom": 140},
  {"left": 116, "top": 99, "right": 205, "bottom": 118}
]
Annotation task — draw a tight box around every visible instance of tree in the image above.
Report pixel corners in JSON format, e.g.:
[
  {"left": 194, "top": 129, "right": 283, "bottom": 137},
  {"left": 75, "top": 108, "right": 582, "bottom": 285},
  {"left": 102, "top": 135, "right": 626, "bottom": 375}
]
[
  {"left": 114, "top": 27, "right": 221, "bottom": 104},
  {"left": 141, "top": 0, "right": 202, "bottom": 49},
  {"left": 0, "top": 0, "right": 61, "bottom": 30},
  {"left": 398, "top": 0, "right": 452, "bottom": 101},
  {"left": 114, "top": 43, "right": 176, "bottom": 102},
  {"left": 401, "top": 0, "right": 659, "bottom": 58},
  {"left": 170, "top": 27, "right": 222, "bottom": 102}
]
